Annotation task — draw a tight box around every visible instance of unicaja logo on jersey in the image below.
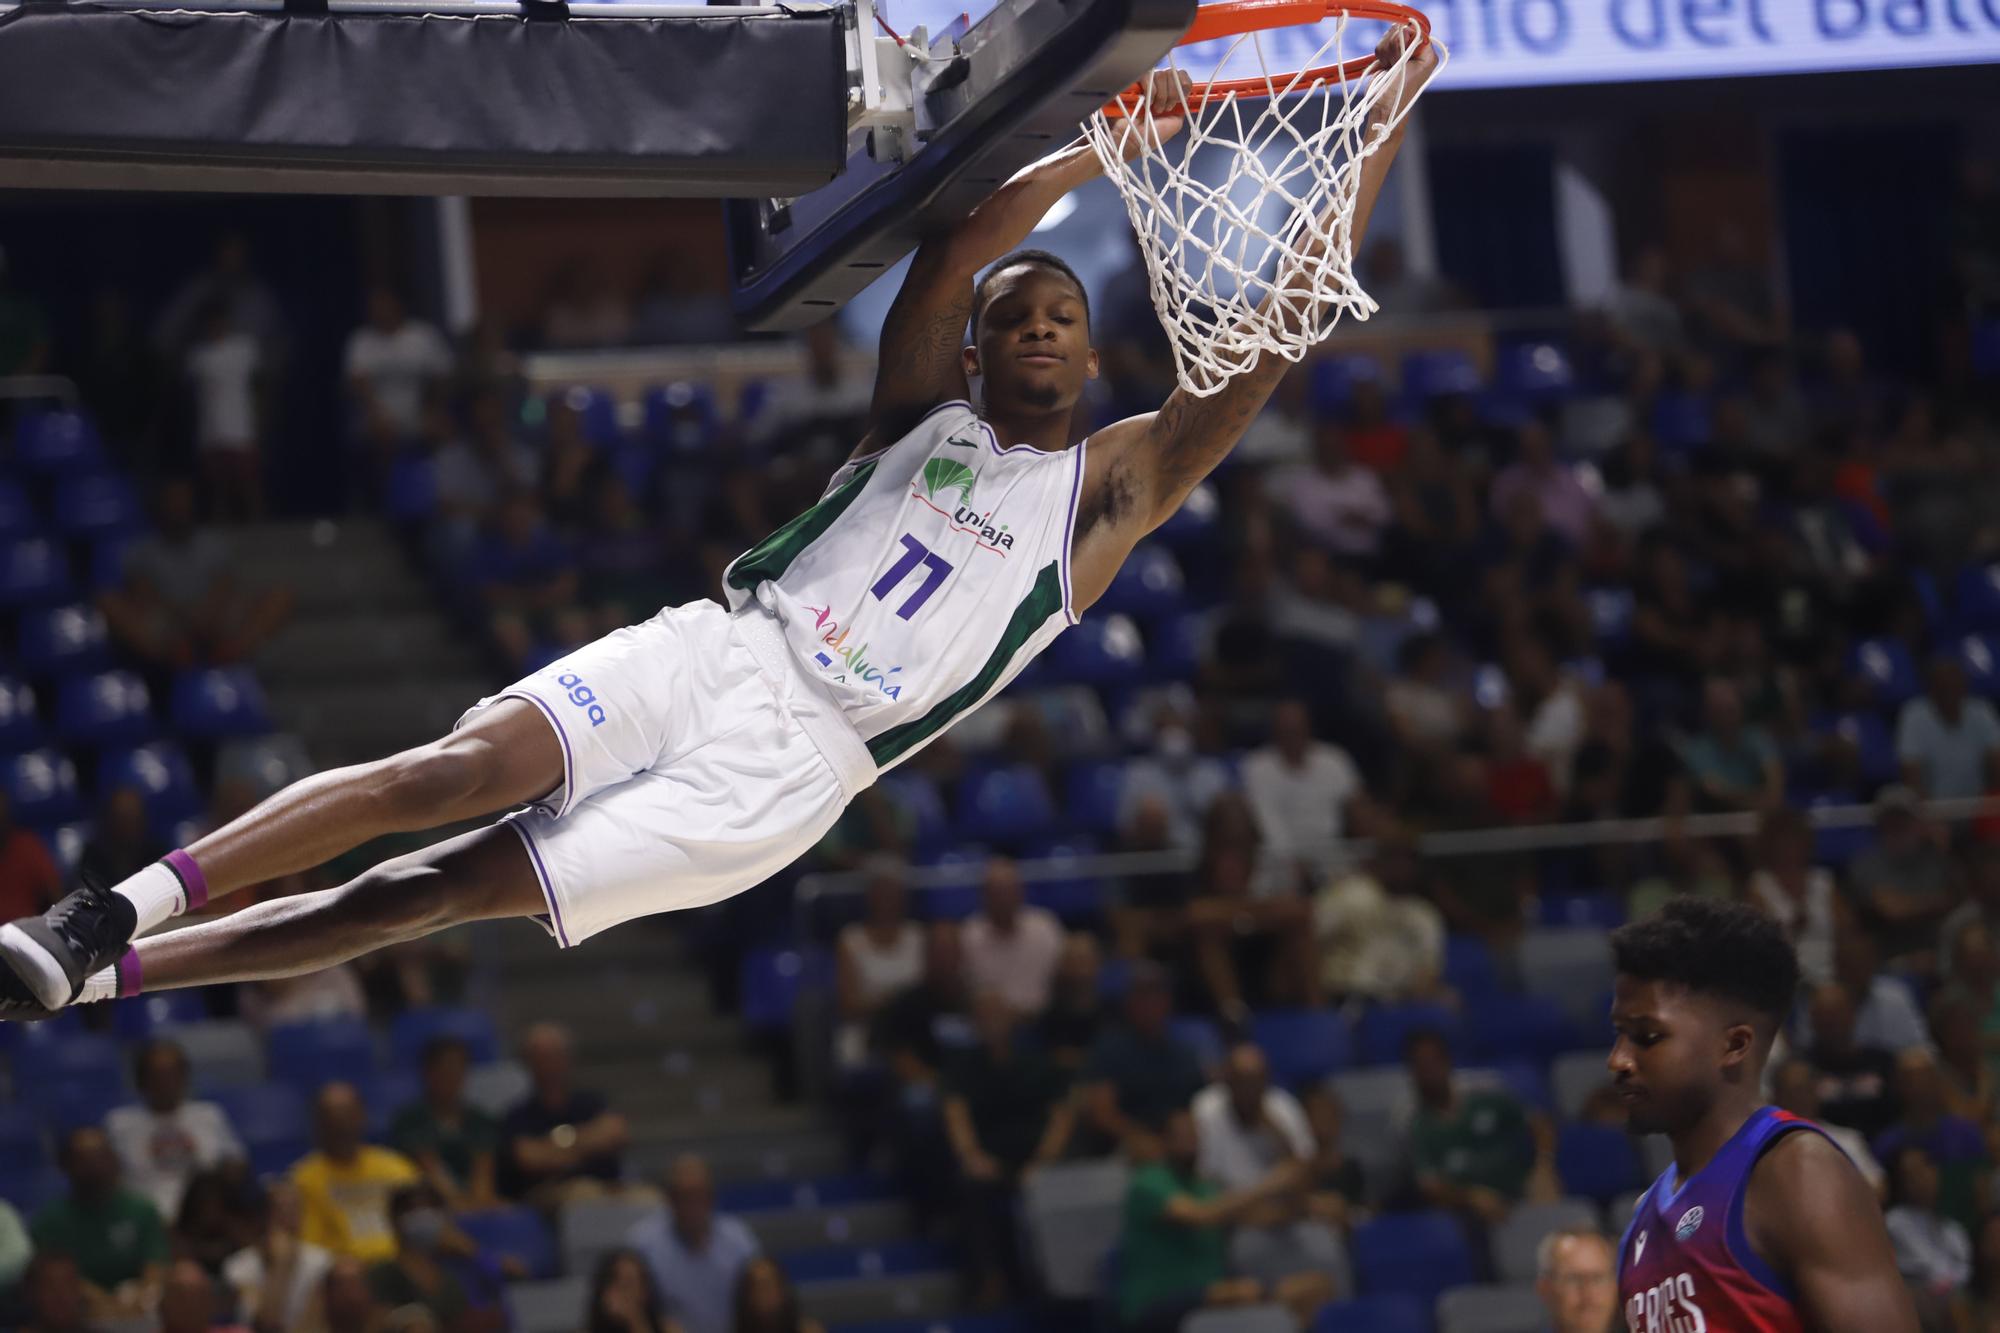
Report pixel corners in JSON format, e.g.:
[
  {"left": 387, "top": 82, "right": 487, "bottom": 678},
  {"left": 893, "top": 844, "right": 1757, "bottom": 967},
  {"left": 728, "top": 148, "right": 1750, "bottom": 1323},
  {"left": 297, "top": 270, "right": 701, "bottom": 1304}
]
[
  {"left": 921, "top": 458, "right": 977, "bottom": 507},
  {"left": 912, "top": 457, "right": 1015, "bottom": 555},
  {"left": 1674, "top": 1206, "right": 1704, "bottom": 1240}
]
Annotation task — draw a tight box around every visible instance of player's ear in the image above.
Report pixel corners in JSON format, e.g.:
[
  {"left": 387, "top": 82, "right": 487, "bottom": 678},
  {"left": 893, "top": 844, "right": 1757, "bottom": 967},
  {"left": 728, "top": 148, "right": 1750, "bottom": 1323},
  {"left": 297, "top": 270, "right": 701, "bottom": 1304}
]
[
  {"left": 962, "top": 343, "right": 981, "bottom": 379},
  {"left": 1720, "top": 1020, "right": 1756, "bottom": 1070},
  {"left": 1085, "top": 346, "right": 1100, "bottom": 381}
]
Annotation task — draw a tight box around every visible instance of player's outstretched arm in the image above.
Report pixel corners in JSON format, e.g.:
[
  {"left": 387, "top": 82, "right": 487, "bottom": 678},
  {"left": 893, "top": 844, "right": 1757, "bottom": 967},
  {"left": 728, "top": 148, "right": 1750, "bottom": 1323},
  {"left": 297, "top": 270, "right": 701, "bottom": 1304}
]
[
  {"left": 853, "top": 78, "right": 1191, "bottom": 458},
  {"left": 1744, "top": 1130, "right": 1919, "bottom": 1333}
]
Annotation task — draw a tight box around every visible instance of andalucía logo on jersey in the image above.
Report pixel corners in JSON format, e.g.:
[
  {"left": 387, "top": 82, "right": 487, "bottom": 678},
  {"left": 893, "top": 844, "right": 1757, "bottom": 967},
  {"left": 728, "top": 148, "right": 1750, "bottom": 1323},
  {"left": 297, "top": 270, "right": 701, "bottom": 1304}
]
[
  {"left": 921, "top": 457, "right": 977, "bottom": 507},
  {"left": 804, "top": 603, "right": 905, "bottom": 700}
]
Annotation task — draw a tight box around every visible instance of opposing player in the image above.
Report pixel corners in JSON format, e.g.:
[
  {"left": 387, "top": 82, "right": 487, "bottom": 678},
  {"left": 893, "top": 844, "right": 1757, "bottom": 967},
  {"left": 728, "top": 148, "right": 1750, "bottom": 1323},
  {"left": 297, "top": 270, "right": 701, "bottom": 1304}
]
[
  {"left": 0, "top": 32, "right": 1437, "bottom": 1016},
  {"left": 1610, "top": 898, "right": 1915, "bottom": 1332}
]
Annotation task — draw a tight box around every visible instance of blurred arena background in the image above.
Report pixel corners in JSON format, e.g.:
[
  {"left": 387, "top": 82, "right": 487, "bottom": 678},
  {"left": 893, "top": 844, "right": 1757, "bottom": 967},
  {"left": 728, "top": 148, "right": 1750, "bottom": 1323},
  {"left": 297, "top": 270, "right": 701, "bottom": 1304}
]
[{"left": 0, "top": 6, "right": 1997, "bottom": 1333}]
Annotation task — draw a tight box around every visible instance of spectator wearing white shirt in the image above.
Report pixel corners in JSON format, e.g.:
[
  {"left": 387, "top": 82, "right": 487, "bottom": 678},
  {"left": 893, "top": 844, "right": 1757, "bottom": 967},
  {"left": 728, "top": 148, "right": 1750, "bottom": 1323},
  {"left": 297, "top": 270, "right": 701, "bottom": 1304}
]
[
  {"left": 961, "top": 858, "right": 1063, "bottom": 1016},
  {"left": 224, "top": 1181, "right": 333, "bottom": 1333},
  {"left": 1242, "top": 699, "right": 1367, "bottom": 882},
  {"left": 183, "top": 299, "right": 266, "bottom": 522},
  {"left": 1899, "top": 657, "right": 2000, "bottom": 802},
  {"left": 628, "top": 1155, "right": 759, "bottom": 1333},
  {"left": 1192, "top": 1044, "right": 1351, "bottom": 1296},
  {"left": 344, "top": 286, "right": 452, "bottom": 496},
  {"left": 104, "top": 1039, "right": 246, "bottom": 1221},
  {"left": 1745, "top": 807, "right": 1843, "bottom": 989},
  {"left": 1885, "top": 1145, "right": 1971, "bottom": 1328},
  {"left": 1268, "top": 423, "right": 1391, "bottom": 561},
  {"left": 833, "top": 858, "right": 924, "bottom": 1068}
]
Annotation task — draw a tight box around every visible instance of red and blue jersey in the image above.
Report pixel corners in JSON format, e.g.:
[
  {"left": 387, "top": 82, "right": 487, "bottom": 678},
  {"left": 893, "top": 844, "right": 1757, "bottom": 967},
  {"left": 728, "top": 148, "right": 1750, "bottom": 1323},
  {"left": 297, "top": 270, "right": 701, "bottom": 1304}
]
[{"left": 1617, "top": 1106, "right": 1834, "bottom": 1333}]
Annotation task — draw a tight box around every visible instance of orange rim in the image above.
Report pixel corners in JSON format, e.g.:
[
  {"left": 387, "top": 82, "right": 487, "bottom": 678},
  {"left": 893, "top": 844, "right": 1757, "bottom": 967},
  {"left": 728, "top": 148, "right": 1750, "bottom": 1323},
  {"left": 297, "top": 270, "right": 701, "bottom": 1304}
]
[{"left": 1102, "top": 0, "right": 1431, "bottom": 116}]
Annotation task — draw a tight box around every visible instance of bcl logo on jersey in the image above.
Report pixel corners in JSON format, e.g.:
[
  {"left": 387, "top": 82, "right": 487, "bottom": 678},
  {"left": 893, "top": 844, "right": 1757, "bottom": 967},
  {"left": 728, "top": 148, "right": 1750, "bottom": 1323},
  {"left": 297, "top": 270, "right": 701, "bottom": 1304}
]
[{"left": 1674, "top": 1206, "right": 1704, "bottom": 1241}]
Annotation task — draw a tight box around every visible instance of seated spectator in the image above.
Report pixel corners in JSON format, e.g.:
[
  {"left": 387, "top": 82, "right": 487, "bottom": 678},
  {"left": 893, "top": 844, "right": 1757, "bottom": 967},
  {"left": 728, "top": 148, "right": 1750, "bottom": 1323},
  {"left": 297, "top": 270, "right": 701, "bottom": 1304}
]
[
  {"left": 1386, "top": 632, "right": 1469, "bottom": 757},
  {"left": 944, "top": 992, "right": 1075, "bottom": 1304},
  {"left": 1268, "top": 422, "right": 1391, "bottom": 562},
  {"left": 962, "top": 858, "right": 1063, "bottom": 1016},
  {"left": 1679, "top": 677, "right": 1782, "bottom": 814},
  {"left": 79, "top": 787, "right": 166, "bottom": 891},
  {"left": 1533, "top": 1228, "right": 1619, "bottom": 1333},
  {"left": 1886, "top": 1145, "right": 1972, "bottom": 1328},
  {"left": 1082, "top": 963, "right": 1206, "bottom": 1154},
  {"left": 501, "top": 1021, "right": 634, "bottom": 1206},
  {"left": 731, "top": 1256, "right": 825, "bottom": 1333},
  {"left": 748, "top": 321, "right": 872, "bottom": 461},
  {"left": 308, "top": 1255, "right": 396, "bottom": 1333},
  {"left": 293, "top": 1083, "right": 422, "bottom": 1263},
  {"left": 1405, "top": 1029, "right": 1554, "bottom": 1224},
  {"left": 471, "top": 489, "right": 581, "bottom": 671},
  {"left": 391, "top": 1037, "right": 500, "bottom": 1211},
  {"left": 0, "top": 790, "right": 61, "bottom": 921},
  {"left": 1299, "top": 1090, "right": 1366, "bottom": 1224},
  {"left": 588, "top": 1248, "right": 679, "bottom": 1333},
  {"left": 1188, "top": 841, "right": 1318, "bottom": 1019},
  {"left": 175, "top": 1169, "right": 258, "bottom": 1276},
  {"left": 18, "top": 1253, "right": 94, "bottom": 1333},
  {"left": 431, "top": 390, "right": 539, "bottom": 555},
  {"left": 1930, "top": 991, "right": 1996, "bottom": 1124},
  {"left": 1481, "top": 701, "right": 1559, "bottom": 824},
  {"left": 0, "top": 1196, "right": 30, "bottom": 1290},
  {"left": 240, "top": 954, "right": 369, "bottom": 1029},
  {"left": 1940, "top": 847, "right": 2000, "bottom": 981},
  {"left": 1850, "top": 788, "right": 1959, "bottom": 968},
  {"left": 106, "top": 1038, "right": 246, "bottom": 1221},
  {"left": 367, "top": 1184, "right": 503, "bottom": 1333},
  {"left": 1874, "top": 1050, "right": 1988, "bottom": 1236},
  {"left": 1194, "top": 1044, "right": 1350, "bottom": 1295},
  {"left": 1037, "top": 932, "right": 1108, "bottom": 1069},
  {"left": 1900, "top": 657, "right": 2000, "bottom": 802},
  {"left": 833, "top": 858, "right": 924, "bottom": 1068},
  {"left": 34, "top": 1126, "right": 170, "bottom": 1316},
  {"left": 577, "top": 474, "right": 677, "bottom": 637},
  {"left": 98, "top": 476, "right": 292, "bottom": 672},
  {"left": 1242, "top": 698, "right": 1369, "bottom": 883},
  {"left": 1117, "top": 696, "right": 1234, "bottom": 852},
  {"left": 1491, "top": 420, "right": 1598, "bottom": 548},
  {"left": 1803, "top": 982, "right": 1902, "bottom": 1140},
  {"left": 1822, "top": 929, "right": 1933, "bottom": 1056},
  {"left": 160, "top": 1257, "right": 241, "bottom": 1333},
  {"left": 225, "top": 1181, "right": 335, "bottom": 1333},
  {"left": 1118, "top": 1109, "right": 1331, "bottom": 1333},
  {"left": 628, "top": 1156, "right": 759, "bottom": 1333},
  {"left": 1312, "top": 826, "right": 1447, "bottom": 1004},
  {"left": 345, "top": 285, "right": 452, "bottom": 465},
  {"left": 1771, "top": 1057, "right": 1886, "bottom": 1200},
  {"left": 869, "top": 922, "right": 975, "bottom": 1088},
  {"left": 1746, "top": 807, "right": 1843, "bottom": 988}
]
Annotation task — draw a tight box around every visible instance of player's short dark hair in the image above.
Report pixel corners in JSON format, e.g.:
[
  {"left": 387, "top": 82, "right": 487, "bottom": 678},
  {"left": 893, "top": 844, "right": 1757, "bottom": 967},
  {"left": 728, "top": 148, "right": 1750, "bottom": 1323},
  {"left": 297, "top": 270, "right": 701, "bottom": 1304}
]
[
  {"left": 971, "top": 248, "right": 1090, "bottom": 334},
  {"left": 1610, "top": 897, "right": 1800, "bottom": 1026}
]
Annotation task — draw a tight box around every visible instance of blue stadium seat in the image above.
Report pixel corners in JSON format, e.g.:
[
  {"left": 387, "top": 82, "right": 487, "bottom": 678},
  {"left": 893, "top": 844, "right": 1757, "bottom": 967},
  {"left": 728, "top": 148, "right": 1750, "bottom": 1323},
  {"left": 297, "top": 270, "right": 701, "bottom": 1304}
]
[
  {"left": 1349, "top": 1211, "right": 1474, "bottom": 1301},
  {"left": 1400, "top": 350, "right": 1481, "bottom": 402},
  {"left": 390, "top": 1007, "right": 502, "bottom": 1069},
  {"left": 1464, "top": 993, "right": 1580, "bottom": 1066},
  {"left": 110, "top": 991, "right": 209, "bottom": 1041},
  {"left": 89, "top": 535, "right": 139, "bottom": 592},
  {"left": 1954, "top": 634, "right": 2000, "bottom": 699},
  {"left": 1848, "top": 637, "right": 1920, "bottom": 711},
  {"left": 0, "top": 1165, "right": 65, "bottom": 1216},
  {"left": 913, "top": 852, "right": 984, "bottom": 919},
  {"left": 835, "top": 1314, "right": 1031, "bottom": 1333},
  {"left": 210, "top": 1083, "right": 310, "bottom": 1145},
  {"left": 13, "top": 1033, "right": 129, "bottom": 1123},
  {"left": 1817, "top": 710, "right": 1898, "bottom": 787},
  {"left": 1495, "top": 341, "right": 1575, "bottom": 401},
  {"left": 877, "top": 771, "right": 949, "bottom": 855},
  {"left": 3, "top": 748, "right": 81, "bottom": 825},
  {"left": 16, "top": 604, "right": 112, "bottom": 678},
  {"left": 1649, "top": 392, "right": 1710, "bottom": 451},
  {"left": 1355, "top": 1003, "right": 1461, "bottom": 1067},
  {"left": 1955, "top": 564, "right": 2000, "bottom": 635},
  {"left": 457, "top": 1206, "right": 558, "bottom": 1280},
  {"left": 1044, "top": 615, "right": 1144, "bottom": 685},
  {"left": 1520, "top": 929, "right": 1616, "bottom": 1027},
  {"left": 384, "top": 454, "right": 438, "bottom": 522},
  {"left": 1063, "top": 760, "right": 1128, "bottom": 837},
  {"left": 170, "top": 667, "right": 273, "bottom": 738},
  {"left": 0, "top": 478, "right": 36, "bottom": 542},
  {"left": 642, "top": 382, "right": 720, "bottom": 453},
  {"left": 1537, "top": 892, "right": 1624, "bottom": 931},
  {"left": 1311, "top": 1295, "right": 1430, "bottom": 1333},
  {"left": 99, "top": 742, "right": 204, "bottom": 829},
  {"left": 1491, "top": 1060, "right": 1553, "bottom": 1114},
  {"left": 715, "top": 1174, "right": 896, "bottom": 1212},
  {"left": 51, "top": 472, "right": 143, "bottom": 540},
  {"left": 1587, "top": 588, "right": 1634, "bottom": 645},
  {"left": 248, "top": 1134, "right": 312, "bottom": 1179},
  {"left": 0, "top": 1106, "right": 47, "bottom": 1178},
  {"left": 955, "top": 762, "right": 1056, "bottom": 844},
  {"left": 1094, "top": 544, "right": 1185, "bottom": 620},
  {"left": 0, "top": 675, "right": 43, "bottom": 752},
  {"left": 357, "top": 1069, "right": 423, "bottom": 1138},
  {"left": 1310, "top": 356, "right": 1386, "bottom": 415},
  {"left": 267, "top": 1018, "right": 378, "bottom": 1092},
  {"left": 556, "top": 386, "right": 621, "bottom": 448},
  {"left": 12, "top": 410, "right": 104, "bottom": 473},
  {"left": 56, "top": 670, "right": 157, "bottom": 747},
  {"left": 776, "top": 1238, "right": 953, "bottom": 1283},
  {"left": 1251, "top": 1010, "right": 1353, "bottom": 1088},
  {"left": 1020, "top": 836, "right": 1106, "bottom": 922},
  {"left": 1168, "top": 1017, "right": 1225, "bottom": 1075},
  {"left": 1442, "top": 935, "right": 1498, "bottom": 999},
  {"left": 1146, "top": 612, "right": 1206, "bottom": 683},
  {"left": 0, "top": 538, "right": 74, "bottom": 606},
  {"left": 1556, "top": 1122, "right": 1644, "bottom": 1203},
  {"left": 1153, "top": 482, "right": 1220, "bottom": 552},
  {"left": 739, "top": 946, "right": 831, "bottom": 1033}
]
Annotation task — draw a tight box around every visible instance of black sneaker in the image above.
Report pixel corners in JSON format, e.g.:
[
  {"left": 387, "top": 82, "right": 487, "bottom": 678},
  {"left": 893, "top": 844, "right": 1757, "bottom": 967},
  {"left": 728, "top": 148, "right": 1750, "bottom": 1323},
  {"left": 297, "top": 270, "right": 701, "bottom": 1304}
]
[{"left": 0, "top": 878, "right": 136, "bottom": 1013}]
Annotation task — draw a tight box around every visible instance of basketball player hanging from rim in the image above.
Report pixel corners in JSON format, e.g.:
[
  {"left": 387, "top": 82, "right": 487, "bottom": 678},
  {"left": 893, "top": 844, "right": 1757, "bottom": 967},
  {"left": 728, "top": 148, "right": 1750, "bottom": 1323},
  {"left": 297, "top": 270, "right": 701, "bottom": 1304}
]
[{"left": 0, "top": 27, "right": 1436, "bottom": 1018}]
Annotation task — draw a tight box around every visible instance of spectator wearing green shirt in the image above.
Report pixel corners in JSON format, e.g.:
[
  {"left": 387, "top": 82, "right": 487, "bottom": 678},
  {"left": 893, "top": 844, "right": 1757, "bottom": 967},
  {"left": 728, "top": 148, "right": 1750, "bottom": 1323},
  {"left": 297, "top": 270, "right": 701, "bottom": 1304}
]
[
  {"left": 391, "top": 1037, "right": 500, "bottom": 1211},
  {"left": 942, "top": 990, "right": 1076, "bottom": 1305},
  {"left": 31, "top": 1126, "right": 171, "bottom": 1317},
  {"left": 1118, "top": 1110, "right": 1333, "bottom": 1333},
  {"left": 1679, "top": 679, "right": 1782, "bottom": 815},
  {"left": 1404, "top": 1029, "right": 1555, "bottom": 1225}
]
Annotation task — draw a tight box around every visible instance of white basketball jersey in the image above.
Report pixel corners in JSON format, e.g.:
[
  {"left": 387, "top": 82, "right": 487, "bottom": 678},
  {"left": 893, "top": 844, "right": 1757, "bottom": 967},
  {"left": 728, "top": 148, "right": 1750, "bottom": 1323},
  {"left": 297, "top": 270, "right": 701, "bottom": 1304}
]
[{"left": 722, "top": 400, "right": 1085, "bottom": 773}]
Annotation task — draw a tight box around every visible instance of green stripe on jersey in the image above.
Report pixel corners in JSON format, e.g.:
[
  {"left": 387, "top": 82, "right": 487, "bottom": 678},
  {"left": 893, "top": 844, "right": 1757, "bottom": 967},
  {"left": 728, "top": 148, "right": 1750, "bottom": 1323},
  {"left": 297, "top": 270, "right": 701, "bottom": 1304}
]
[
  {"left": 726, "top": 460, "right": 878, "bottom": 594},
  {"left": 867, "top": 560, "right": 1064, "bottom": 768}
]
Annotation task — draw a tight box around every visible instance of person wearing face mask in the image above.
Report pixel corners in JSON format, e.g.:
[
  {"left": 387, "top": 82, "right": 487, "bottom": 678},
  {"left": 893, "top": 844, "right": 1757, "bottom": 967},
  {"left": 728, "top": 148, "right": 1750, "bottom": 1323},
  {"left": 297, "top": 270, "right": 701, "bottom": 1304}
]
[
  {"left": 365, "top": 1184, "right": 500, "bottom": 1333},
  {"left": 1118, "top": 698, "right": 1234, "bottom": 853}
]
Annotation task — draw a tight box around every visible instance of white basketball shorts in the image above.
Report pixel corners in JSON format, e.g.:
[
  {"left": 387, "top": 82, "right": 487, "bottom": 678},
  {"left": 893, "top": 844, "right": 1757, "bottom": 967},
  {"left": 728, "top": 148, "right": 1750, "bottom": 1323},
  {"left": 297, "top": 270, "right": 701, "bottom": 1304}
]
[{"left": 455, "top": 598, "right": 877, "bottom": 947}]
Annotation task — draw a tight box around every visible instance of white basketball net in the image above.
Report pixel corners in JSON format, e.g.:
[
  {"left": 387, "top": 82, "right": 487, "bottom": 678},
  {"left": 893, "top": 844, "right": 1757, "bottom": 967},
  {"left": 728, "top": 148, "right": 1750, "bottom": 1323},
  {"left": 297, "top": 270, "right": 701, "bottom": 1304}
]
[{"left": 1082, "top": 16, "right": 1445, "bottom": 397}]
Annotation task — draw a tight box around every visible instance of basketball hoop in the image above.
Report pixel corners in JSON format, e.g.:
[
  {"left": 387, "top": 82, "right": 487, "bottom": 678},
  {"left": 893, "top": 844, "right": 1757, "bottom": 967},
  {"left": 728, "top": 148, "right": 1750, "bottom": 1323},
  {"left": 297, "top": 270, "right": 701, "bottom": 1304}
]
[{"left": 1081, "top": 0, "right": 1445, "bottom": 397}]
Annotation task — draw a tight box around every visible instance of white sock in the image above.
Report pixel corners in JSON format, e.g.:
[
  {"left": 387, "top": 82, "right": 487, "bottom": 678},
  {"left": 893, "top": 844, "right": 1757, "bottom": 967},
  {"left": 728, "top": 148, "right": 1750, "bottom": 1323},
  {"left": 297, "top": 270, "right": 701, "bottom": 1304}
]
[
  {"left": 77, "top": 968, "right": 118, "bottom": 1004},
  {"left": 113, "top": 862, "right": 190, "bottom": 936}
]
